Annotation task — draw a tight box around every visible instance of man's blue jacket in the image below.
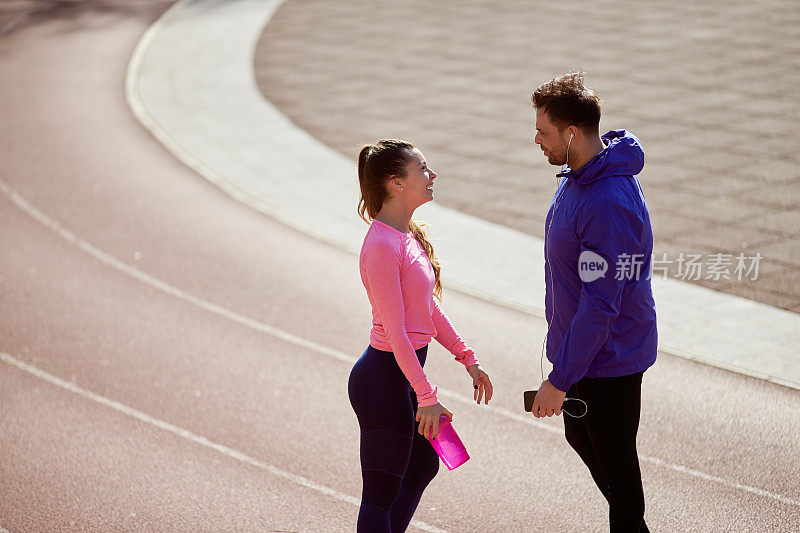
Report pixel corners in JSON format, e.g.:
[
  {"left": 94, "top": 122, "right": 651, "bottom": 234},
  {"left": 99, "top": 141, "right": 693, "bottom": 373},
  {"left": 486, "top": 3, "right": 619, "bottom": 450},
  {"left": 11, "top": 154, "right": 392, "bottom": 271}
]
[{"left": 544, "top": 129, "right": 658, "bottom": 392}]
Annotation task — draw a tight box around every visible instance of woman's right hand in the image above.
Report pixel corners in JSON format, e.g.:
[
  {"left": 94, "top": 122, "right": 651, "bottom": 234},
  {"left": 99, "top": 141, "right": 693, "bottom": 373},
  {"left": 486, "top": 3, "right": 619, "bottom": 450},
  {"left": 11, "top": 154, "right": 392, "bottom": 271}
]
[{"left": 415, "top": 403, "right": 453, "bottom": 440}]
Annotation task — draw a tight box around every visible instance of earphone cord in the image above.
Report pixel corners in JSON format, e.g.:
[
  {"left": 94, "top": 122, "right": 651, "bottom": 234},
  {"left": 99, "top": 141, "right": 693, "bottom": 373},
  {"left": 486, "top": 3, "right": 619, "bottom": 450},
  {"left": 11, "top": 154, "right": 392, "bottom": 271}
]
[
  {"left": 562, "top": 398, "right": 588, "bottom": 418},
  {"left": 539, "top": 133, "right": 588, "bottom": 419},
  {"left": 541, "top": 133, "right": 572, "bottom": 384},
  {"left": 540, "top": 182, "right": 565, "bottom": 382}
]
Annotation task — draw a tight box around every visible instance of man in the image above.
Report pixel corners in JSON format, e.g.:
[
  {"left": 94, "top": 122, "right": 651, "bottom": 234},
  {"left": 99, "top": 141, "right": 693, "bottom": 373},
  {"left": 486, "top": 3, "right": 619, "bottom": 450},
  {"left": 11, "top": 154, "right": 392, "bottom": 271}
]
[{"left": 530, "top": 71, "right": 657, "bottom": 532}]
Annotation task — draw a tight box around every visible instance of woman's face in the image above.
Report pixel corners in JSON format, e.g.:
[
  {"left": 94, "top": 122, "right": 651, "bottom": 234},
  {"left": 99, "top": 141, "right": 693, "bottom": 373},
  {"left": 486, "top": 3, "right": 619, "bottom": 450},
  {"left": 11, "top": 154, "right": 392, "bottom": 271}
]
[{"left": 395, "top": 148, "right": 437, "bottom": 208}]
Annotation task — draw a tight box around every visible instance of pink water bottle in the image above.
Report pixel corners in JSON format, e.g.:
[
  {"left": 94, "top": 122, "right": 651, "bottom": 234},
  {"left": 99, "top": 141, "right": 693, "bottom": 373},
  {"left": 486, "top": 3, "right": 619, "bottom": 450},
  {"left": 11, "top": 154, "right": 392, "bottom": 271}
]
[{"left": 429, "top": 414, "right": 470, "bottom": 470}]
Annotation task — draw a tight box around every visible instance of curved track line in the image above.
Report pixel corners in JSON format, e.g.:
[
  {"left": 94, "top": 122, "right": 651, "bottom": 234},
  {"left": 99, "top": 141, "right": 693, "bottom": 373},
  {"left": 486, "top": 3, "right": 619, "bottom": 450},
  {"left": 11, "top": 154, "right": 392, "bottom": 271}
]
[
  {"left": 2, "top": 178, "right": 798, "bottom": 510},
  {"left": 0, "top": 352, "right": 448, "bottom": 533}
]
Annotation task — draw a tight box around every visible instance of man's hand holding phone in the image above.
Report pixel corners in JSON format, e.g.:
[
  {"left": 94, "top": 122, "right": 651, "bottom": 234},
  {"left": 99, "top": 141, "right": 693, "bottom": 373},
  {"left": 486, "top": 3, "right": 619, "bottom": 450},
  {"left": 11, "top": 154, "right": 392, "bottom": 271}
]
[{"left": 530, "top": 379, "right": 566, "bottom": 418}]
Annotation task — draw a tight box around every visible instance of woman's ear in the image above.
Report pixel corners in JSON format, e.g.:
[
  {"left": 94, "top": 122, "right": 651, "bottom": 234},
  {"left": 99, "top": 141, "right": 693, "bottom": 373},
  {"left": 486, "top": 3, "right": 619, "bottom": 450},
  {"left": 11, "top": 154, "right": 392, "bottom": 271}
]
[{"left": 389, "top": 176, "right": 404, "bottom": 192}]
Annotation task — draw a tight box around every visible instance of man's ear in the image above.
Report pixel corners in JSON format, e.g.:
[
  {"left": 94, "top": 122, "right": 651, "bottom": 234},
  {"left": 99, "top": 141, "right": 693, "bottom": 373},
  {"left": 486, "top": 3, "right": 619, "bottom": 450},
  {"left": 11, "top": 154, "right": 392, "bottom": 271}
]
[{"left": 567, "top": 125, "right": 579, "bottom": 142}]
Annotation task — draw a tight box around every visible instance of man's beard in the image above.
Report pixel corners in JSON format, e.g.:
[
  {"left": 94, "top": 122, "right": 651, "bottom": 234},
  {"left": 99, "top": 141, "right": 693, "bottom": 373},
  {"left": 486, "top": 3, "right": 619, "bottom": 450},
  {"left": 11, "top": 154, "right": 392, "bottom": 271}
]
[{"left": 547, "top": 151, "right": 567, "bottom": 166}]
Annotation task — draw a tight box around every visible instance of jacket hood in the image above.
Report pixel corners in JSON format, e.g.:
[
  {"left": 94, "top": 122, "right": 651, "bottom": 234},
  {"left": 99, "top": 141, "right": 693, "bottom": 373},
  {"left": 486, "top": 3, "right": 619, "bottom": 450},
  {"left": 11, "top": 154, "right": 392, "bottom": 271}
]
[{"left": 564, "top": 130, "right": 644, "bottom": 185}]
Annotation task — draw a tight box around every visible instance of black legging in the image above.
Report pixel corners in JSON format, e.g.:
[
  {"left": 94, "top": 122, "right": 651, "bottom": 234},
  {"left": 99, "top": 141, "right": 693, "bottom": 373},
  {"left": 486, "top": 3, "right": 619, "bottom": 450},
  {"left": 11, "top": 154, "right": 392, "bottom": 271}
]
[
  {"left": 348, "top": 345, "right": 440, "bottom": 532},
  {"left": 564, "top": 371, "right": 649, "bottom": 533}
]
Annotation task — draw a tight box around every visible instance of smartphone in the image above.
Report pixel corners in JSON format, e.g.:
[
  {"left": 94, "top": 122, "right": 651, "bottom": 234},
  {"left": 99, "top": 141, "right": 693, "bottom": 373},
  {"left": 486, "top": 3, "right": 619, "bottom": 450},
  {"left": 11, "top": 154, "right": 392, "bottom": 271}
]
[{"left": 523, "top": 390, "right": 537, "bottom": 412}]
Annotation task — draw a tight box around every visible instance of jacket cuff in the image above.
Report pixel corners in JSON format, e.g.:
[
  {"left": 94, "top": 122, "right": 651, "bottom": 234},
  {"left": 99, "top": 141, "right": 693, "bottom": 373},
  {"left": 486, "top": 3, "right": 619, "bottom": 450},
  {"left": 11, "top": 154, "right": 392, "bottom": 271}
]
[{"left": 547, "top": 370, "right": 570, "bottom": 393}]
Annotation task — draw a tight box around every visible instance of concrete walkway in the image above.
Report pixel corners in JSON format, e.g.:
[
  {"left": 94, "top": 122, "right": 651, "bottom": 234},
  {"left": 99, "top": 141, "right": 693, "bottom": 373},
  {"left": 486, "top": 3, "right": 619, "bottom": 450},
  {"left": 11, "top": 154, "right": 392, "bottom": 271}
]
[{"left": 127, "top": 0, "right": 800, "bottom": 388}]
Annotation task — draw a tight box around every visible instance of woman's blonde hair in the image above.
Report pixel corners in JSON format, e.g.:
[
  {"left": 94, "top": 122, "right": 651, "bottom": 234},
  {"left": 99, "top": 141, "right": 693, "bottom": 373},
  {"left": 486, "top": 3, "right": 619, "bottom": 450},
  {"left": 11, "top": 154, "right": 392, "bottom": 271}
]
[{"left": 357, "top": 139, "right": 442, "bottom": 299}]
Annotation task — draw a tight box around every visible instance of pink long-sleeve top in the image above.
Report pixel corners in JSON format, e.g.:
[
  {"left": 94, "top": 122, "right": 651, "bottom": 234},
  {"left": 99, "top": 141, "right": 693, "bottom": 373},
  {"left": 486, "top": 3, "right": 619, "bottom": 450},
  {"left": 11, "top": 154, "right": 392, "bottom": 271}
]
[{"left": 360, "top": 220, "right": 480, "bottom": 407}]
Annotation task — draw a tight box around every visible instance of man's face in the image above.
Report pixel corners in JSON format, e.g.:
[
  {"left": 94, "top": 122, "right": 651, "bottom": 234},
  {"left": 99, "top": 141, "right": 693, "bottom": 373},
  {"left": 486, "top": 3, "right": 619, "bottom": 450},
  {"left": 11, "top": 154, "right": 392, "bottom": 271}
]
[{"left": 534, "top": 109, "right": 569, "bottom": 166}]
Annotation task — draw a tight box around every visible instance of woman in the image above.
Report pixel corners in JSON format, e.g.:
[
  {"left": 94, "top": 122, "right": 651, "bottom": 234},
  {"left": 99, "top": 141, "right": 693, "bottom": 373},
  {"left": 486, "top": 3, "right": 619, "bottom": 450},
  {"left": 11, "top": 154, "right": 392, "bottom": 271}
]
[{"left": 348, "top": 139, "right": 493, "bottom": 532}]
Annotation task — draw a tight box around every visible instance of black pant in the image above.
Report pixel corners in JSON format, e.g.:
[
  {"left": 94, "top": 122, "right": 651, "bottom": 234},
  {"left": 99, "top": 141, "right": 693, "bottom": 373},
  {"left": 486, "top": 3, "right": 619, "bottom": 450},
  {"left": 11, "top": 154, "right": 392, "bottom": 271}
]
[
  {"left": 564, "top": 371, "right": 649, "bottom": 533},
  {"left": 348, "top": 345, "right": 440, "bottom": 532}
]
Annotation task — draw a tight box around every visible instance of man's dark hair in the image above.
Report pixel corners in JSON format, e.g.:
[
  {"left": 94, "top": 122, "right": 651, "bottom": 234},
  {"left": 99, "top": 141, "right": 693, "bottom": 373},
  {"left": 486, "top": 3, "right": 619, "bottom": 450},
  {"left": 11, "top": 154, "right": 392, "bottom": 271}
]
[{"left": 532, "top": 71, "right": 602, "bottom": 133}]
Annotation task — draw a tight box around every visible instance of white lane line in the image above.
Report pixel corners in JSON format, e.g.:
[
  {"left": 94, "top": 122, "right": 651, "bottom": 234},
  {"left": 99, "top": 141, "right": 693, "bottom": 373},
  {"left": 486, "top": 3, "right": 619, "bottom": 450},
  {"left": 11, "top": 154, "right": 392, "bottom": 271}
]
[
  {"left": 0, "top": 179, "right": 351, "bottom": 366},
  {"left": 643, "top": 456, "right": 800, "bottom": 508},
  {"left": 1, "top": 178, "right": 798, "bottom": 510},
  {"left": 0, "top": 352, "right": 447, "bottom": 533},
  {"left": 0, "top": 524, "right": 11, "bottom": 533}
]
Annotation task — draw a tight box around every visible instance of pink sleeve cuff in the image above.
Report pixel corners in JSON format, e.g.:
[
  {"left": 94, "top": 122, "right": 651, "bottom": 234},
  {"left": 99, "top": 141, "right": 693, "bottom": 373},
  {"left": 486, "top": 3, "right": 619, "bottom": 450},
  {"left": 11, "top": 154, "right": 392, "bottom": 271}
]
[
  {"left": 455, "top": 348, "right": 479, "bottom": 368},
  {"left": 416, "top": 386, "right": 440, "bottom": 407}
]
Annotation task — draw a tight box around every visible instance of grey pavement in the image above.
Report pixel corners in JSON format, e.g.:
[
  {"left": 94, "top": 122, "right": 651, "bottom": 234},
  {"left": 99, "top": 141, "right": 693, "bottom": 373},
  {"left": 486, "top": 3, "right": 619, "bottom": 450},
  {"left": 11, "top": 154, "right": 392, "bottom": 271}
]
[
  {"left": 255, "top": 0, "right": 800, "bottom": 312},
  {"left": 129, "top": 0, "right": 800, "bottom": 387}
]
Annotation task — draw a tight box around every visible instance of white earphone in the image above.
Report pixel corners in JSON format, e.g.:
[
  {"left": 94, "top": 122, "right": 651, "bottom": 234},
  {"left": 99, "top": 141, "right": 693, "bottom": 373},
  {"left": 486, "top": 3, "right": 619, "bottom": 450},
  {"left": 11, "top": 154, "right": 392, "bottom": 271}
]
[
  {"left": 567, "top": 132, "right": 574, "bottom": 163},
  {"left": 557, "top": 132, "right": 575, "bottom": 179}
]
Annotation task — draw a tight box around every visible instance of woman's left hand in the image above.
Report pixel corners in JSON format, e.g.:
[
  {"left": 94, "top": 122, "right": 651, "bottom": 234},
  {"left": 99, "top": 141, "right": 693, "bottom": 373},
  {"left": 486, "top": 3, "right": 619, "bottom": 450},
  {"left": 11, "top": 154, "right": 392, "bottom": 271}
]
[{"left": 466, "top": 364, "right": 493, "bottom": 404}]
